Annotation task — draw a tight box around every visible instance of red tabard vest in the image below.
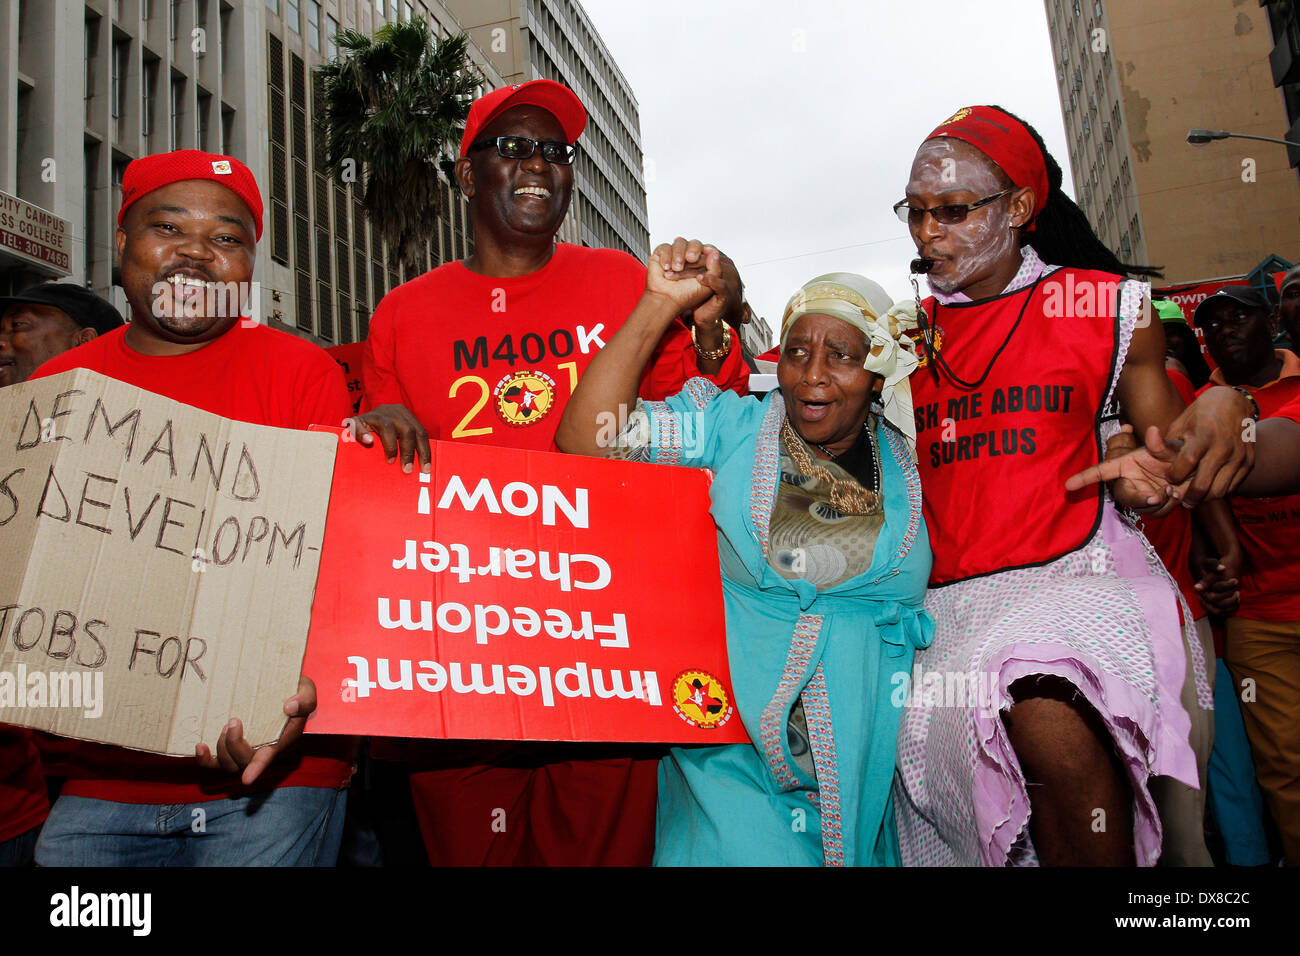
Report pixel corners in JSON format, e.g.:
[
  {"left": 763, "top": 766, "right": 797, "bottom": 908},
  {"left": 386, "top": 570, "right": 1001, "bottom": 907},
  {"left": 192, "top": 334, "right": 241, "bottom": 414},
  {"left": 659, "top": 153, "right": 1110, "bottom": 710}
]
[{"left": 913, "top": 267, "right": 1122, "bottom": 586}]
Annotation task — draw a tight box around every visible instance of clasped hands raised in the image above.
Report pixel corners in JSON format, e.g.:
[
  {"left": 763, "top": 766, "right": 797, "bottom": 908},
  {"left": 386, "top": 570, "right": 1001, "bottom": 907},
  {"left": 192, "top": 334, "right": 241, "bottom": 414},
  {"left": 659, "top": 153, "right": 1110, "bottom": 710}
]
[{"left": 1065, "top": 386, "right": 1257, "bottom": 513}]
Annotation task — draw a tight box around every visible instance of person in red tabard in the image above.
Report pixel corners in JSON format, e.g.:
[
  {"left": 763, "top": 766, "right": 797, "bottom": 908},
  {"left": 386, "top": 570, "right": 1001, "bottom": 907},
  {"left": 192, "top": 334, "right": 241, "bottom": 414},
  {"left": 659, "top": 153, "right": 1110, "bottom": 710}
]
[
  {"left": 357, "top": 80, "right": 748, "bottom": 866},
  {"left": 891, "top": 105, "right": 1255, "bottom": 868},
  {"left": 28, "top": 150, "right": 356, "bottom": 866}
]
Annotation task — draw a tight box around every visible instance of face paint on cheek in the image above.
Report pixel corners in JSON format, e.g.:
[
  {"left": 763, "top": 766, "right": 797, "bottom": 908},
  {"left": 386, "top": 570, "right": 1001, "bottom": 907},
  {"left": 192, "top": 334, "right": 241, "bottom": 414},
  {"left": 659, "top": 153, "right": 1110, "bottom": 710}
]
[{"left": 929, "top": 209, "right": 1021, "bottom": 296}]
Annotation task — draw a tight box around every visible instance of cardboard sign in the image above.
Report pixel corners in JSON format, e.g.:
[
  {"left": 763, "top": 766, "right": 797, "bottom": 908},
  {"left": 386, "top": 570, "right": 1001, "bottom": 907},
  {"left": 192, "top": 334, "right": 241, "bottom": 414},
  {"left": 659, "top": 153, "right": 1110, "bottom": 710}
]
[
  {"left": 304, "top": 434, "right": 748, "bottom": 744},
  {"left": 326, "top": 343, "right": 366, "bottom": 416},
  {"left": 0, "top": 370, "right": 337, "bottom": 755}
]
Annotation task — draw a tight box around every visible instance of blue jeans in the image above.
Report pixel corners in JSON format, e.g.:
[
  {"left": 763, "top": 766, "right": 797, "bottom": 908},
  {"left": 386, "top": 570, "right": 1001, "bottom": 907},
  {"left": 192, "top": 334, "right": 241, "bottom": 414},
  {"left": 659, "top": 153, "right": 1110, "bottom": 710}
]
[
  {"left": 1207, "top": 659, "right": 1272, "bottom": 866},
  {"left": 35, "top": 787, "right": 346, "bottom": 867},
  {"left": 0, "top": 825, "right": 41, "bottom": 867}
]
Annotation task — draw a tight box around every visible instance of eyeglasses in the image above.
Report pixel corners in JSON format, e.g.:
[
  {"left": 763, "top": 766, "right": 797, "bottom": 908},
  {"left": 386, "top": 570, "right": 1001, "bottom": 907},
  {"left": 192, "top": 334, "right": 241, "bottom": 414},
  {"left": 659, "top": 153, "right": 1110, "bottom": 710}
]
[
  {"left": 468, "top": 135, "right": 577, "bottom": 166},
  {"left": 892, "top": 189, "right": 1015, "bottom": 226}
]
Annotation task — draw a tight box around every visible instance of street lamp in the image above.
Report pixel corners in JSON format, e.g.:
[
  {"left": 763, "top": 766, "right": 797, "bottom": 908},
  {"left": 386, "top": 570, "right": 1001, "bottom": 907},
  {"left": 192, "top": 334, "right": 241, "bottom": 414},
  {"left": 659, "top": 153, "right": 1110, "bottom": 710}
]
[{"left": 1186, "top": 128, "right": 1300, "bottom": 148}]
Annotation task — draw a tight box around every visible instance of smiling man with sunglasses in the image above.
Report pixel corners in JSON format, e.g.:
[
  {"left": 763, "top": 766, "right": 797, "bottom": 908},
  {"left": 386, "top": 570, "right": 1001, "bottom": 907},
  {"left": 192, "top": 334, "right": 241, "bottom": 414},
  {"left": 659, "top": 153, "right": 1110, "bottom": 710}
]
[{"left": 357, "top": 79, "right": 748, "bottom": 868}]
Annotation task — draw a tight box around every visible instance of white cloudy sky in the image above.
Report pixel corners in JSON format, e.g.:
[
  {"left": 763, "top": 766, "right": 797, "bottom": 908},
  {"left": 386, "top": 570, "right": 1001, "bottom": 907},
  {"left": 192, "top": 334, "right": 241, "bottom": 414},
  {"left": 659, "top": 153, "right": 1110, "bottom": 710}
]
[{"left": 581, "top": 0, "right": 1072, "bottom": 348}]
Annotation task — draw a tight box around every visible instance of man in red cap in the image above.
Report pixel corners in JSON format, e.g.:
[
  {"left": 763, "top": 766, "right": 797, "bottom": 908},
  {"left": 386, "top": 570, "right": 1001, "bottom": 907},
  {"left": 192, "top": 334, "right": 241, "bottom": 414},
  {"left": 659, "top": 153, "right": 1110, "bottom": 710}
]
[
  {"left": 26, "top": 150, "right": 356, "bottom": 866},
  {"left": 358, "top": 79, "right": 748, "bottom": 866}
]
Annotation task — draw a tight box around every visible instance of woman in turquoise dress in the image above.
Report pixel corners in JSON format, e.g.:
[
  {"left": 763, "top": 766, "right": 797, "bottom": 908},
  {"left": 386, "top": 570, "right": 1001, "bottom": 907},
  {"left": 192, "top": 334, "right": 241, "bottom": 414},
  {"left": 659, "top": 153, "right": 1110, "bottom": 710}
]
[{"left": 557, "top": 251, "right": 933, "bottom": 866}]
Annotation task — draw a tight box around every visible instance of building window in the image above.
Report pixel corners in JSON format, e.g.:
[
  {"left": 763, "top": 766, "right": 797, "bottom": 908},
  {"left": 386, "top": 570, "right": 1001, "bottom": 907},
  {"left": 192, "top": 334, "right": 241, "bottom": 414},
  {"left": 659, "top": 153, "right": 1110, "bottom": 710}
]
[
  {"left": 1082, "top": 115, "right": 1091, "bottom": 138},
  {"left": 111, "top": 39, "right": 127, "bottom": 124},
  {"left": 376, "top": 0, "right": 385, "bottom": 18},
  {"left": 222, "top": 104, "right": 235, "bottom": 153},
  {"left": 170, "top": 0, "right": 180, "bottom": 41},
  {"left": 326, "top": 15, "right": 338, "bottom": 59},
  {"left": 142, "top": 58, "right": 157, "bottom": 139},
  {"left": 195, "top": 0, "right": 208, "bottom": 55},
  {"left": 405, "top": 2, "right": 413, "bottom": 21},
  {"left": 307, "top": 1, "right": 320, "bottom": 50},
  {"left": 266, "top": 0, "right": 278, "bottom": 14},
  {"left": 84, "top": 17, "right": 95, "bottom": 105},
  {"left": 286, "top": 0, "right": 300, "bottom": 32},
  {"left": 198, "top": 90, "right": 212, "bottom": 150},
  {"left": 171, "top": 76, "right": 184, "bottom": 149}
]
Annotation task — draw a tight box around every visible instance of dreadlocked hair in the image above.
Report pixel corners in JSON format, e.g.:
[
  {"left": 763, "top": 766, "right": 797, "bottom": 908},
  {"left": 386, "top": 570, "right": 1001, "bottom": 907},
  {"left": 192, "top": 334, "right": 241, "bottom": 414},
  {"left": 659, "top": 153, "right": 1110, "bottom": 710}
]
[{"left": 988, "top": 104, "right": 1163, "bottom": 280}]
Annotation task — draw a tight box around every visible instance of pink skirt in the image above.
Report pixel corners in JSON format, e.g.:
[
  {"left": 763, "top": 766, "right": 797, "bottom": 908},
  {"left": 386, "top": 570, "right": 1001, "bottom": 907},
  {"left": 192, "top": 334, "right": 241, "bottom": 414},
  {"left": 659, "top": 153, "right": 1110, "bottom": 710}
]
[{"left": 894, "top": 502, "right": 1208, "bottom": 866}]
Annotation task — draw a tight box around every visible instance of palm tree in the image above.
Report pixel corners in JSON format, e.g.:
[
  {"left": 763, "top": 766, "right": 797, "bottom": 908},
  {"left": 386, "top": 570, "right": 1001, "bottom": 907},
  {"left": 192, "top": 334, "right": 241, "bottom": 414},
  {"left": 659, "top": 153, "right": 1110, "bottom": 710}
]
[{"left": 316, "top": 18, "right": 481, "bottom": 275}]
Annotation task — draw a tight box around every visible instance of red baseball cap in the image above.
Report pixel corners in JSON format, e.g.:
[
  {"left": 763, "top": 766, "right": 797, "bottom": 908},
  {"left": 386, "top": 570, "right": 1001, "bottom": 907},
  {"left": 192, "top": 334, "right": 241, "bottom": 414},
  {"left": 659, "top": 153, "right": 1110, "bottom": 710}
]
[
  {"left": 118, "top": 150, "right": 264, "bottom": 239},
  {"left": 459, "top": 79, "right": 587, "bottom": 157}
]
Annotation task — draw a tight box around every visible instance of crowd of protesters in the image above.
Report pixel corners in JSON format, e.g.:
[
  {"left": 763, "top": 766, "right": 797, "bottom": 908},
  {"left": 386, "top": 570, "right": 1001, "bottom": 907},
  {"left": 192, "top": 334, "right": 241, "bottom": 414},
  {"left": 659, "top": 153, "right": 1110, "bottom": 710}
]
[{"left": 0, "top": 82, "right": 1297, "bottom": 867}]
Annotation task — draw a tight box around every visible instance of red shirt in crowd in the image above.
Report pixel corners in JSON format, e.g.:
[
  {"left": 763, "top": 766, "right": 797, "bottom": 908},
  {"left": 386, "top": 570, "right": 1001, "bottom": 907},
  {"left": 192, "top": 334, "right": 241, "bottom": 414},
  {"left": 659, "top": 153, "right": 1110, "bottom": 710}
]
[
  {"left": 0, "top": 729, "right": 46, "bottom": 843},
  {"left": 1199, "top": 357, "right": 1300, "bottom": 622},
  {"left": 26, "top": 320, "right": 356, "bottom": 804},
  {"left": 1140, "top": 368, "right": 1204, "bottom": 621},
  {"left": 362, "top": 243, "right": 748, "bottom": 449}
]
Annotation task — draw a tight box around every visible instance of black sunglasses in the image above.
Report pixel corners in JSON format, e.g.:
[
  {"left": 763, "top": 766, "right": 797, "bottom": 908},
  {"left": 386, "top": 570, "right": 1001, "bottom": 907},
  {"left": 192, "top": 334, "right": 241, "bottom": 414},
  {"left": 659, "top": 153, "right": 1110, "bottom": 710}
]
[
  {"left": 893, "top": 189, "right": 1015, "bottom": 226},
  {"left": 469, "top": 135, "right": 577, "bottom": 166}
]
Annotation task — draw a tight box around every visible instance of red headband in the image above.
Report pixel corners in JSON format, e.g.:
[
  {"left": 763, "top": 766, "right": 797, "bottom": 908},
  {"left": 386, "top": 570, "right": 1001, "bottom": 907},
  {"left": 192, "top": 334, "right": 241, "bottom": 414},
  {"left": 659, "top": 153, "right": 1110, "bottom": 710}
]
[{"left": 924, "top": 106, "right": 1050, "bottom": 228}]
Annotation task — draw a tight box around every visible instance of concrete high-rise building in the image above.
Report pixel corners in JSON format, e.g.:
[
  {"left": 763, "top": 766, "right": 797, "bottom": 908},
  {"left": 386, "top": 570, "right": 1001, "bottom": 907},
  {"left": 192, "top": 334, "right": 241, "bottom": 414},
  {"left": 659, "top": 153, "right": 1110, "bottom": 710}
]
[
  {"left": 1043, "top": 0, "right": 1300, "bottom": 284},
  {"left": 443, "top": 0, "right": 650, "bottom": 260},
  {"left": 1, "top": 0, "right": 653, "bottom": 351},
  {"left": 0, "top": 0, "right": 505, "bottom": 344}
]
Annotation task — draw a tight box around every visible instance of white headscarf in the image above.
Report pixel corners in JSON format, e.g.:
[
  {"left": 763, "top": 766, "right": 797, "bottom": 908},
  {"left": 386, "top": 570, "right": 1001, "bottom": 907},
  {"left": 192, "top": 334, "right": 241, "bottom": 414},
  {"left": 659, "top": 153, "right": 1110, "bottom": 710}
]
[{"left": 780, "top": 273, "right": 921, "bottom": 455}]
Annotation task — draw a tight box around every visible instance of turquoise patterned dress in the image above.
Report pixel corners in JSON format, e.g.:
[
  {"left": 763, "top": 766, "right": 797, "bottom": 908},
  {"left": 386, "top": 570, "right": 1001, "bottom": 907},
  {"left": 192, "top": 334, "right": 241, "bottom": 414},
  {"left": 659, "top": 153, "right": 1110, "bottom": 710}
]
[{"left": 614, "top": 378, "right": 933, "bottom": 866}]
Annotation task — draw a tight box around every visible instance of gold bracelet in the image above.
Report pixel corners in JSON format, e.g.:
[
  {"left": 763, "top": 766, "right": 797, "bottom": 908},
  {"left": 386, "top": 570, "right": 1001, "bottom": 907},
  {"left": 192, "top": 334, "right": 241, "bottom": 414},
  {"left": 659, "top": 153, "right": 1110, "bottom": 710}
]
[{"left": 691, "top": 321, "right": 731, "bottom": 360}]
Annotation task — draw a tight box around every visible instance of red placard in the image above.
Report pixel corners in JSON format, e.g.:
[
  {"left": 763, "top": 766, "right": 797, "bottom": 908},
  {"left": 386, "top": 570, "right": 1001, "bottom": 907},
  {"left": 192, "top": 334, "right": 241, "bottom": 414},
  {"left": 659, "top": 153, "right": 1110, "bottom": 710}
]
[{"left": 303, "top": 431, "right": 748, "bottom": 744}]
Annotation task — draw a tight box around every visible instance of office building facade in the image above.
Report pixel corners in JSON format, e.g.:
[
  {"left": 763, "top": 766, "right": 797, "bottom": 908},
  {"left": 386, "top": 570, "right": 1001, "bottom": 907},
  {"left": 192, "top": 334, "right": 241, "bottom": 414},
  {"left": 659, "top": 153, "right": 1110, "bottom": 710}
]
[
  {"left": 1044, "top": 0, "right": 1300, "bottom": 284},
  {"left": 444, "top": 0, "right": 650, "bottom": 259},
  {"left": 2, "top": 0, "right": 651, "bottom": 349}
]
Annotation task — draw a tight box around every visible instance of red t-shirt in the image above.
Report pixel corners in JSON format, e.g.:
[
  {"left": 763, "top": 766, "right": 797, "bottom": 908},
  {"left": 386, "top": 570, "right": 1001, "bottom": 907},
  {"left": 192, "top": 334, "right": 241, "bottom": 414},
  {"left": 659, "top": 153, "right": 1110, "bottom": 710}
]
[
  {"left": 26, "top": 321, "right": 356, "bottom": 803},
  {"left": 0, "top": 729, "right": 47, "bottom": 842},
  {"left": 1197, "top": 374, "right": 1300, "bottom": 621},
  {"left": 1140, "top": 369, "right": 1204, "bottom": 620},
  {"left": 362, "top": 243, "right": 748, "bottom": 449}
]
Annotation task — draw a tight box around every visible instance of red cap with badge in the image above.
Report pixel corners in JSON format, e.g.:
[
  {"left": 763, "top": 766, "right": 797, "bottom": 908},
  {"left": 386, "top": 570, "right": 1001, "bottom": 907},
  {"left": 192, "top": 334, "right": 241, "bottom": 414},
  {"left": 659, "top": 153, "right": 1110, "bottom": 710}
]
[
  {"left": 459, "top": 79, "right": 587, "bottom": 157},
  {"left": 924, "top": 106, "right": 1051, "bottom": 229},
  {"left": 118, "top": 149, "right": 264, "bottom": 239}
]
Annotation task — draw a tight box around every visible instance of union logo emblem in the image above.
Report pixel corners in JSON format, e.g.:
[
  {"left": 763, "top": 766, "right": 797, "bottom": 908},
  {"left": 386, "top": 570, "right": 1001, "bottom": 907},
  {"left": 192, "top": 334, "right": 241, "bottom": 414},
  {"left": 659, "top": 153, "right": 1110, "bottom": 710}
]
[
  {"left": 494, "top": 370, "right": 556, "bottom": 427},
  {"left": 939, "top": 107, "right": 972, "bottom": 126},
  {"left": 671, "top": 669, "right": 734, "bottom": 729},
  {"left": 905, "top": 325, "right": 944, "bottom": 369}
]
